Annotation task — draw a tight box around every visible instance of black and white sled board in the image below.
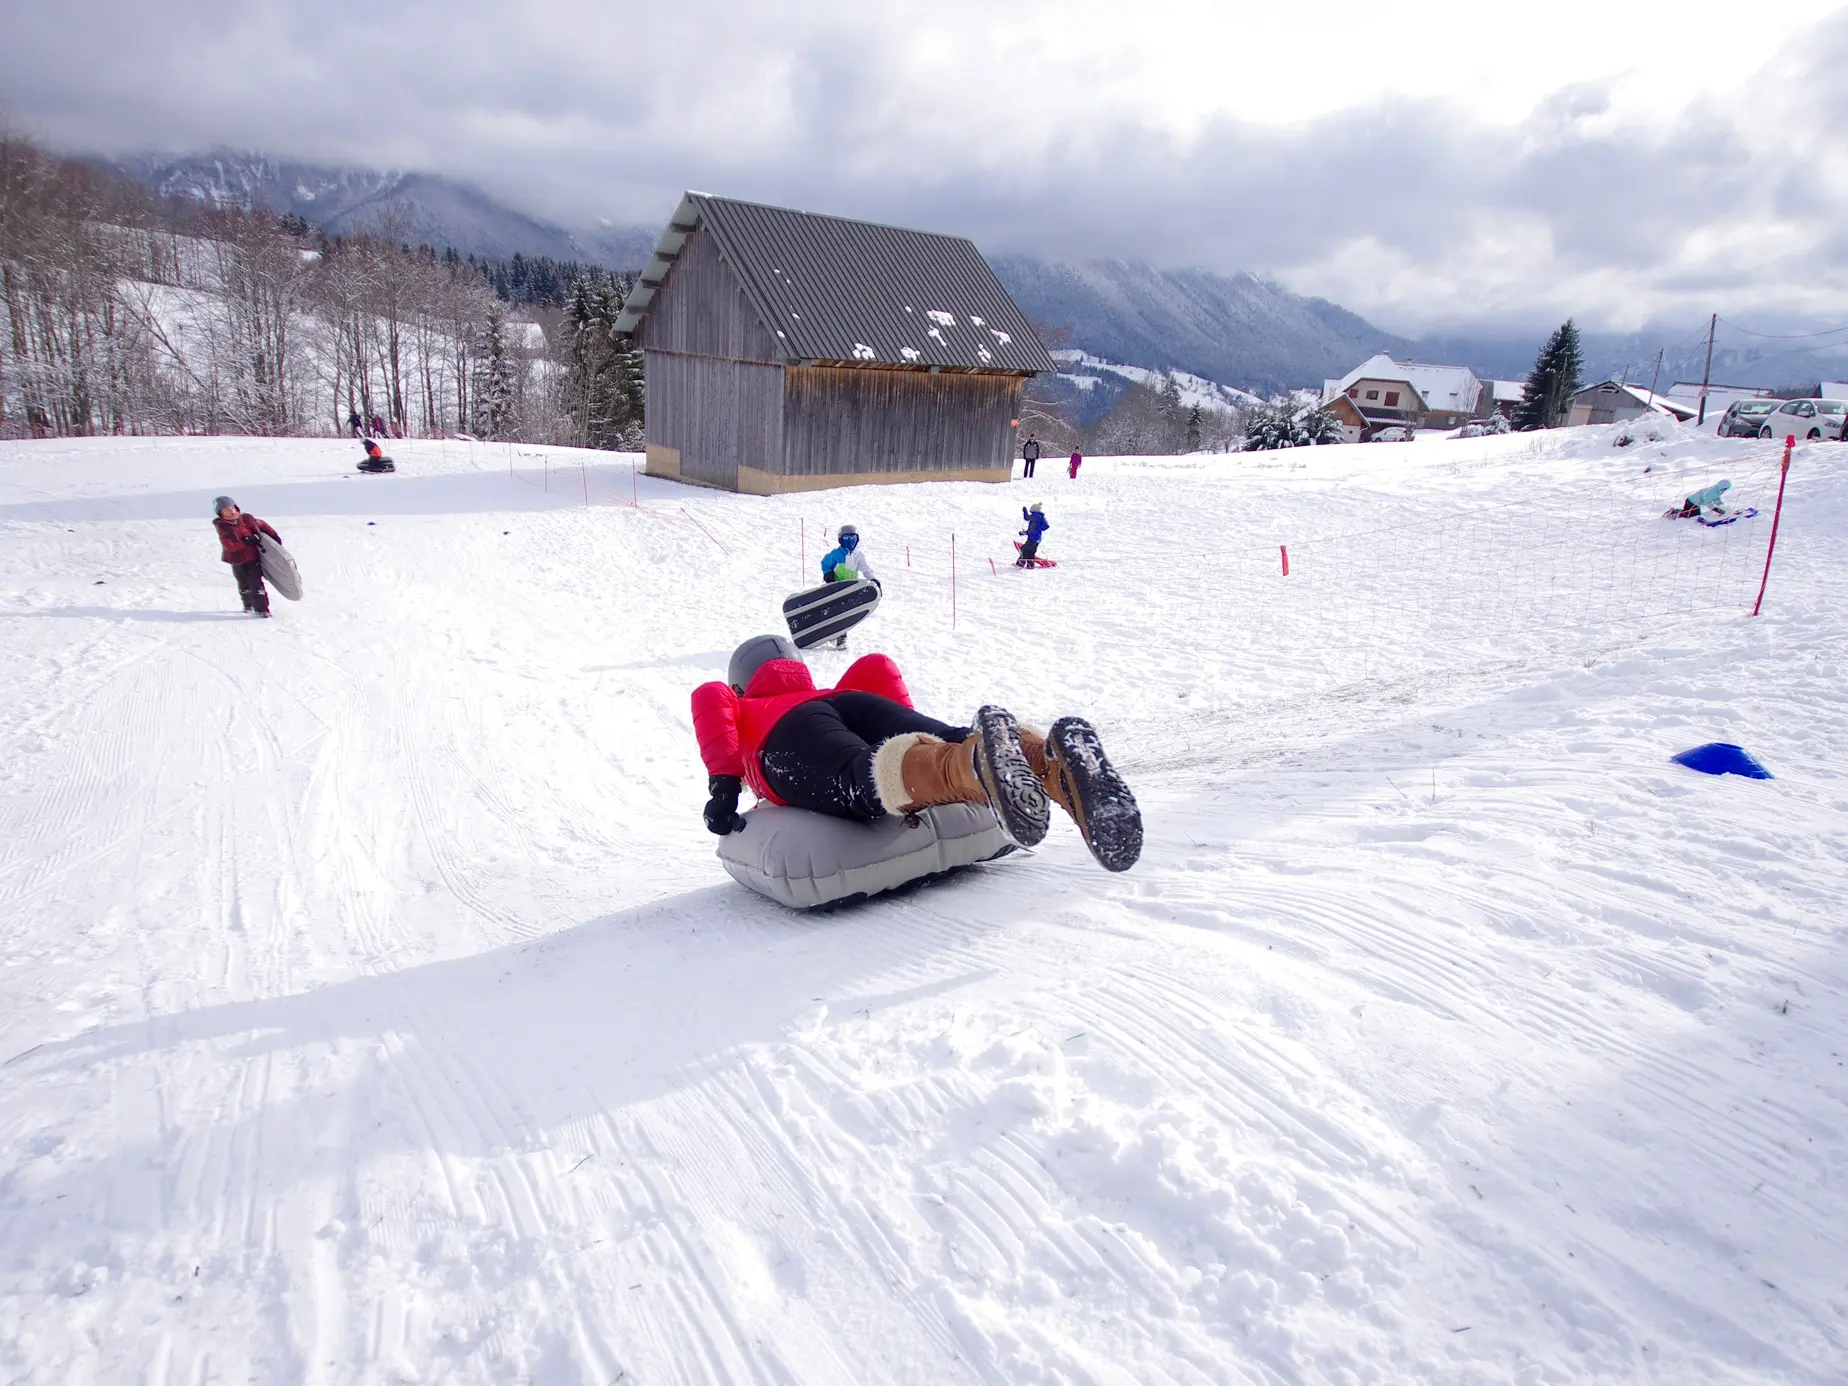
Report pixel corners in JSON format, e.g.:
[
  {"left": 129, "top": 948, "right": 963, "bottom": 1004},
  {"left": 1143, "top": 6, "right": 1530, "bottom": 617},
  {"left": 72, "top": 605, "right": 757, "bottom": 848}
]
[
  {"left": 257, "top": 532, "right": 303, "bottom": 602},
  {"left": 782, "top": 577, "right": 881, "bottom": 649}
]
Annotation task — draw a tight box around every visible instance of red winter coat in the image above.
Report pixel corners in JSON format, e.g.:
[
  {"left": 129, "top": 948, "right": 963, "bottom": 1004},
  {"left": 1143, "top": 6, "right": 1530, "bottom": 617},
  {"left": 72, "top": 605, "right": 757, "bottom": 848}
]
[
  {"left": 692, "top": 654, "right": 912, "bottom": 804},
  {"left": 214, "top": 513, "right": 280, "bottom": 565}
]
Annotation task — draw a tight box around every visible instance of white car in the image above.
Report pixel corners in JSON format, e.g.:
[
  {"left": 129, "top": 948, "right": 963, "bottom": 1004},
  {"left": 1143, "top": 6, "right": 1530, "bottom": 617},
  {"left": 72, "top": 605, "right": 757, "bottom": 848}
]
[{"left": 1753, "top": 397, "right": 1847, "bottom": 441}]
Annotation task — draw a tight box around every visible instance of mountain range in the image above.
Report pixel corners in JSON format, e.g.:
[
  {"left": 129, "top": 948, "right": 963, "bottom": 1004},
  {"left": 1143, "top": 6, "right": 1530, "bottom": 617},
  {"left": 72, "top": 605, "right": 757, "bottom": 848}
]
[
  {"left": 101, "top": 151, "right": 657, "bottom": 270},
  {"left": 98, "top": 150, "right": 1848, "bottom": 399}
]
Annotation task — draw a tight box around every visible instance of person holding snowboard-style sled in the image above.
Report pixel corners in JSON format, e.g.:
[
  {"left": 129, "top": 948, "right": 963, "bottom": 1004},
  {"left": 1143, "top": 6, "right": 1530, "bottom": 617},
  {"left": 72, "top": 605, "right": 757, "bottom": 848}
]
[
  {"left": 212, "top": 496, "right": 281, "bottom": 617},
  {"left": 816, "top": 523, "right": 879, "bottom": 647},
  {"left": 1016, "top": 502, "right": 1050, "bottom": 566},
  {"left": 695, "top": 635, "right": 1142, "bottom": 872}
]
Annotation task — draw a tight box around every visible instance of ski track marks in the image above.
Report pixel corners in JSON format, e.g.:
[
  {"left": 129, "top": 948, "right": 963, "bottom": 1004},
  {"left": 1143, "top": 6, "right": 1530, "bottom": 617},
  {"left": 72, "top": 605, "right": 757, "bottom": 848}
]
[{"left": 1, "top": 434, "right": 1846, "bottom": 1384}]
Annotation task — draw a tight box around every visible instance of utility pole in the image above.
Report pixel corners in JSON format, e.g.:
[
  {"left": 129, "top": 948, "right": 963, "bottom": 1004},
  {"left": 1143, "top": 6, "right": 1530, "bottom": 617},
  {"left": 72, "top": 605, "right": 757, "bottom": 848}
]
[
  {"left": 1697, "top": 313, "right": 1717, "bottom": 425},
  {"left": 1647, "top": 348, "right": 1664, "bottom": 404}
]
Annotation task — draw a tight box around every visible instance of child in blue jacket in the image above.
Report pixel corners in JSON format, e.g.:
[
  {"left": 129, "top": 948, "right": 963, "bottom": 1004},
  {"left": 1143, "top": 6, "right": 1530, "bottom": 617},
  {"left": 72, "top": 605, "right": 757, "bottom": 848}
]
[{"left": 1017, "top": 503, "right": 1049, "bottom": 566}]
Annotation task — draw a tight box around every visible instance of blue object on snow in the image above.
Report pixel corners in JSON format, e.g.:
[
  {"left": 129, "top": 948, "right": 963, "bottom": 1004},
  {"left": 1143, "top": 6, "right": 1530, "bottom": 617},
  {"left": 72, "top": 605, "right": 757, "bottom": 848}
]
[{"left": 1671, "top": 743, "right": 1773, "bottom": 779}]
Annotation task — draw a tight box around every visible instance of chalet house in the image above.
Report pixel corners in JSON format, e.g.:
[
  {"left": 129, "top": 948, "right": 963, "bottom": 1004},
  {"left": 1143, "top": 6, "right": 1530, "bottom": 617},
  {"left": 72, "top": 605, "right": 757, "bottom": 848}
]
[
  {"left": 1488, "top": 380, "right": 1524, "bottom": 419},
  {"left": 1322, "top": 354, "right": 1487, "bottom": 433},
  {"left": 613, "top": 193, "right": 1054, "bottom": 494},
  {"left": 1568, "top": 381, "right": 1697, "bottom": 426}
]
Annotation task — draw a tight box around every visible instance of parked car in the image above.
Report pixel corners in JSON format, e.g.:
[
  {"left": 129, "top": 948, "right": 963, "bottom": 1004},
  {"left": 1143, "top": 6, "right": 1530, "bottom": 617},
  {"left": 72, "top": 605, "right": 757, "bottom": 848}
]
[
  {"left": 1815, "top": 399, "right": 1847, "bottom": 440},
  {"left": 1370, "top": 425, "right": 1414, "bottom": 443},
  {"left": 1756, "top": 397, "right": 1846, "bottom": 441},
  {"left": 1716, "top": 398, "right": 1781, "bottom": 437}
]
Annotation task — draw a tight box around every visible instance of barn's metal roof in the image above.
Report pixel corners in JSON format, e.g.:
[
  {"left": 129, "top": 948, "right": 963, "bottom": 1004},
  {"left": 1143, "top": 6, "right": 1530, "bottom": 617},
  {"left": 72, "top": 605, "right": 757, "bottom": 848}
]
[{"left": 614, "top": 193, "right": 1053, "bottom": 374}]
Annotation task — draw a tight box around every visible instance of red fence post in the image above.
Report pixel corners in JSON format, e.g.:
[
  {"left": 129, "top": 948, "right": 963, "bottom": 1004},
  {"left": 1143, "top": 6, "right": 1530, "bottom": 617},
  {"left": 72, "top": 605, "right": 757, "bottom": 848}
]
[
  {"left": 581, "top": 459, "right": 589, "bottom": 506},
  {"left": 632, "top": 459, "right": 639, "bottom": 508},
  {"left": 989, "top": 557, "right": 997, "bottom": 576},
  {"left": 951, "top": 533, "right": 957, "bottom": 630},
  {"left": 801, "top": 517, "right": 806, "bottom": 583},
  {"left": 1751, "top": 436, "right": 1794, "bottom": 617},
  {"left": 1281, "top": 544, "right": 1290, "bottom": 577}
]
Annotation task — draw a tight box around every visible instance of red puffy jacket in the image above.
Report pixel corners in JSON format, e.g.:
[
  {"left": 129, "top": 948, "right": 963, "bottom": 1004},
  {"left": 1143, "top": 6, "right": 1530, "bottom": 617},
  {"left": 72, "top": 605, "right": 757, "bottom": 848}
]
[
  {"left": 213, "top": 513, "right": 280, "bottom": 564},
  {"left": 692, "top": 654, "right": 912, "bottom": 804}
]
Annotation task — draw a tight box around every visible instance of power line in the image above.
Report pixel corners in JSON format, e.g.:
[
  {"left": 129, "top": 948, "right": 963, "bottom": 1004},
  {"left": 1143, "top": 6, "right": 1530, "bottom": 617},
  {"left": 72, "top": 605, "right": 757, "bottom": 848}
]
[{"left": 1716, "top": 317, "right": 1848, "bottom": 341}]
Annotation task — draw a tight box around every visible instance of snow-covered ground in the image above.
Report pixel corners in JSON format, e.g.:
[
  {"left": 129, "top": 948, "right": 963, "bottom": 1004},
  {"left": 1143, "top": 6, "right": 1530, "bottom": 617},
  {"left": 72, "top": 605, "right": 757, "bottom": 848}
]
[
  {"left": 1, "top": 428, "right": 1844, "bottom": 1384},
  {"left": 1049, "top": 351, "right": 1257, "bottom": 413}
]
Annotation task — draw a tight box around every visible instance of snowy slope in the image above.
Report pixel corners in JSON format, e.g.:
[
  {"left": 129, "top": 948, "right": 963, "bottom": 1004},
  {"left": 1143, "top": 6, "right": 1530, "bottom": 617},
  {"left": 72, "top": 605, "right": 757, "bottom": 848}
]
[
  {"left": 1, "top": 430, "right": 1845, "bottom": 1384},
  {"left": 1050, "top": 351, "right": 1260, "bottom": 412}
]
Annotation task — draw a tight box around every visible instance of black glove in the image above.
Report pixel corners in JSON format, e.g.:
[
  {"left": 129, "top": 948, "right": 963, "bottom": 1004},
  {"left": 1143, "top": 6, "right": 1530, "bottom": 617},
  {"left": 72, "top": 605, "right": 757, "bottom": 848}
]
[{"left": 703, "top": 774, "right": 746, "bottom": 835}]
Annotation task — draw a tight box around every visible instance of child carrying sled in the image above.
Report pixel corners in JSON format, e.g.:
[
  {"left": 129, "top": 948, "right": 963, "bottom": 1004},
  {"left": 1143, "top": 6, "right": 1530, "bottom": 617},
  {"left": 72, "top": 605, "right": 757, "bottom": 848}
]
[
  {"left": 211, "top": 496, "right": 280, "bottom": 617},
  {"left": 693, "top": 635, "right": 1143, "bottom": 872}
]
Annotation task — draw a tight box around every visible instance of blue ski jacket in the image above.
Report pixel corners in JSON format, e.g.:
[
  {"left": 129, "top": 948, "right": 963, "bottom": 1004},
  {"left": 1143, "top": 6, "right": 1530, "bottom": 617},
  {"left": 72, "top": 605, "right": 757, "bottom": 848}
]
[
  {"left": 1021, "top": 508, "right": 1050, "bottom": 542},
  {"left": 819, "top": 535, "right": 877, "bottom": 583}
]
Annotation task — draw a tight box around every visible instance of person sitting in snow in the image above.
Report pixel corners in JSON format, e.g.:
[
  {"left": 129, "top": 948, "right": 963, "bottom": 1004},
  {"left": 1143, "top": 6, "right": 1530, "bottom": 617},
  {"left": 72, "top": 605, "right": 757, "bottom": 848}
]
[
  {"left": 211, "top": 496, "right": 281, "bottom": 617},
  {"left": 1017, "top": 502, "right": 1050, "bottom": 566},
  {"left": 694, "top": 635, "right": 1142, "bottom": 873},
  {"left": 1668, "top": 479, "right": 1731, "bottom": 520},
  {"left": 359, "top": 438, "right": 394, "bottom": 472}
]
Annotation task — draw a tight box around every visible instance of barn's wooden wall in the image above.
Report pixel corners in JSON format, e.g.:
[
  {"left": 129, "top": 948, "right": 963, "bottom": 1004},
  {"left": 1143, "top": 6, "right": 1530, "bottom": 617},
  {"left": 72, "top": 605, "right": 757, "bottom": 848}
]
[
  {"left": 636, "top": 228, "right": 782, "bottom": 365},
  {"left": 644, "top": 351, "right": 783, "bottom": 489},
  {"left": 778, "top": 367, "right": 1022, "bottom": 478}
]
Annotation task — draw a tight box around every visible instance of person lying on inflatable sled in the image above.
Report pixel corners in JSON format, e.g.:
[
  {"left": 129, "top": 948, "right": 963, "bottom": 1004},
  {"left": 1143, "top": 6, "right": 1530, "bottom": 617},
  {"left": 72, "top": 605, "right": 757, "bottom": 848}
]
[
  {"left": 692, "top": 635, "right": 1143, "bottom": 874},
  {"left": 819, "top": 523, "right": 878, "bottom": 584},
  {"left": 1666, "top": 479, "right": 1730, "bottom": 520}
]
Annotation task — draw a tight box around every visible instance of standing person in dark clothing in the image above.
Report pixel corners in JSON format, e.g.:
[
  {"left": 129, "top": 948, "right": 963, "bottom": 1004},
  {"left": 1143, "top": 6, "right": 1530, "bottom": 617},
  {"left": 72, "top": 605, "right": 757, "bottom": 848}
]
[
  {"left": 1021, "top": 434, "right": 1040, "bottom": 478},
  {"left": 347, "top": 409, "right": 362, "bottom": 437},
  {"left": 370, "top": 412, "right": 386, "bottom": 437},
  {"left": 211, "top": 496, "right": 281, "bottom": 617},
  {"left": 1017, "top": 502, "right": 1049, "bottom": 566}
]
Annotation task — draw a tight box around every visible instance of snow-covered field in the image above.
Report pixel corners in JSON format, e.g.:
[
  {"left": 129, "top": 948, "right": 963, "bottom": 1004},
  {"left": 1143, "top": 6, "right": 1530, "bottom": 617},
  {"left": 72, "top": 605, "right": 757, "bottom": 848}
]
[{"left": 1, "top": 428, "right": 1844, "bottom": 1384}]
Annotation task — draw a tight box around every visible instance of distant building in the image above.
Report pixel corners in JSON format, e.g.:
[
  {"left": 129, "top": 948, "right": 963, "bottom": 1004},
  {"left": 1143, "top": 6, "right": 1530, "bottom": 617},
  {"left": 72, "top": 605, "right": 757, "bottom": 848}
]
[
  {"left": 1321, "top": 353, "right": 1486, "bottom": 433},
  {"left": 614, "top": 193, "right": 1053, "bottom": 494},
  {"left": 1488, "top": 379, "right": 1524, "bottom": 419},
  {"left": 1568, "top": 381, "right": 1698, "bottom": 426},
  {"left": 1822, "top": 382, "right": 1848, "bottom": 399}
]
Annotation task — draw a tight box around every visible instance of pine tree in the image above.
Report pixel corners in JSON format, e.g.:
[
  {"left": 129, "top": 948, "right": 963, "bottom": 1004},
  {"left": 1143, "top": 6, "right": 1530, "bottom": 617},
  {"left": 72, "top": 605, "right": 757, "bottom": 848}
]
[
  {"left": 1186, "top": 403, "right": 1203, "bottom": 452},
  {"left": 1514, "top": 320, "right": 1584, "bottom": 430},
  {"left": 472, "top": 304, "right": 518, "bottom": 439}
]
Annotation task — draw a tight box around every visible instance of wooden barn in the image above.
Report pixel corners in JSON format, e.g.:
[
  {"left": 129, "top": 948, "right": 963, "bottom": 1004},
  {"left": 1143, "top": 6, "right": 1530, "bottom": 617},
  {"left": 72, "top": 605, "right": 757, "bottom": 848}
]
[{"left": 612, "top": 193, "right": 1055, "bottom": 494}]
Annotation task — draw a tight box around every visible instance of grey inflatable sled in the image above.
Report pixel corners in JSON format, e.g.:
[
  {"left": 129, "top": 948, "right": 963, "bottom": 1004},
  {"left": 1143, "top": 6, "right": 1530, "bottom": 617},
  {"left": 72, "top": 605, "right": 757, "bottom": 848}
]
[
  {"left": 256, "top": 532, "right": 303, "bottom": 601},
  {"left": 718, "top": 803, "right": 1013, "bottom": 909},
  {"left": 783, "top": 578, "right": 881, "bottom": 650}
]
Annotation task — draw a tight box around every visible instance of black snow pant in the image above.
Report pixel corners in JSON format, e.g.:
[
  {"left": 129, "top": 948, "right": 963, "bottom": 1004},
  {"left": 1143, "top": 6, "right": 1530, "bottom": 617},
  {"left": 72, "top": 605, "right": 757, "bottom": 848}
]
[
  {"left": 232, "top": 560, "right": 270, "bottom": 614},
  {"left": 758, "top": 692, "right": 967, "bottom": 822},
  {"left": 1022, "top": 457, "right": 1036, "bottom": 477},
  {"left": 1016, "top": 538, "right": 1040, "bottom": 565}
]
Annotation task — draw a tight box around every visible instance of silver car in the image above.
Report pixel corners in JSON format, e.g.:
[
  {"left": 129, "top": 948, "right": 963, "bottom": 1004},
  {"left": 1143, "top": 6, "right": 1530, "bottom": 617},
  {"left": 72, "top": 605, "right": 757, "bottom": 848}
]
[
  {"left": 1755, "top": 397, "right": 1847, "bottom": 441},
  {"left": 1716, "top": 398, "right": 1781, "bottom": 437}
]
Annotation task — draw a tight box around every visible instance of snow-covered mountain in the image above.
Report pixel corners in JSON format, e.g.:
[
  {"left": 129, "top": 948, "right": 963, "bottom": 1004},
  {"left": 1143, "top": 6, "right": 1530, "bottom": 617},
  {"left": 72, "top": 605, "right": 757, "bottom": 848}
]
[
  {"left": 101, "top": 151, "right": 656, "bottom": 270},
  {"left": 990, "top": 256, "right": 1421, "bottom": 398}
]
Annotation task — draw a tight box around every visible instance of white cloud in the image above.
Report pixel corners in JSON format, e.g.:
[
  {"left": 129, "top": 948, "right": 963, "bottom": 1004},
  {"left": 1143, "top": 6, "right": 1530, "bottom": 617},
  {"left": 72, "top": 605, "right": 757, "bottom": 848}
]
[{"left": 5, "top": 0, "right": 1847, "bottom": 332}]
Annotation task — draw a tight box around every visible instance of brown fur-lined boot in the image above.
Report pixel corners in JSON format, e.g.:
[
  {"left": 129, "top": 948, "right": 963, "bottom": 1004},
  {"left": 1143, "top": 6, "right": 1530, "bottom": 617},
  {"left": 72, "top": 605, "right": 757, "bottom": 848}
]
[
  {"left": 872, "top": 706, "right": 1049, "bottom": 848},
  {"left": 1019, "top": 719, "right": 1143, "bottom": 872}
]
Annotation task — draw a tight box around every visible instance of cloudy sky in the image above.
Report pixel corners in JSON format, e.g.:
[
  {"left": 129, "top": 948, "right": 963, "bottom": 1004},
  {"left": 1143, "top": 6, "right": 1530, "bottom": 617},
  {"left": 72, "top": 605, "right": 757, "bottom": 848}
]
[{"left": 7, "top": 0, "right": 1848, "bottom": 334}]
